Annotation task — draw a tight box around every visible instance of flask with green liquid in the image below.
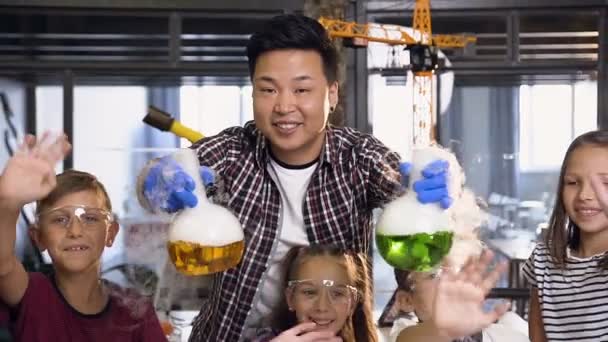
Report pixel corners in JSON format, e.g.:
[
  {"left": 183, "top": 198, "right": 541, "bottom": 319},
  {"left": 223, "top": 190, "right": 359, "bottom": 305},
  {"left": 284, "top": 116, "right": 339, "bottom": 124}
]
[{"left": 376, "top": 146, "right": 459, "bottom": 272}]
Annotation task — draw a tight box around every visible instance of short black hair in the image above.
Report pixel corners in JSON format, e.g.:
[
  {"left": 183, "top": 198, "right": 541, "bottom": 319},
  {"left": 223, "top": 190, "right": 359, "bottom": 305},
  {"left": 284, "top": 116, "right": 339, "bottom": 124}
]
[
  {"left": 394, "top": 268, "right": 413, "bottom": 292},
  {"left": 246, "top": 14, "right": 339, "bottom": 83}
]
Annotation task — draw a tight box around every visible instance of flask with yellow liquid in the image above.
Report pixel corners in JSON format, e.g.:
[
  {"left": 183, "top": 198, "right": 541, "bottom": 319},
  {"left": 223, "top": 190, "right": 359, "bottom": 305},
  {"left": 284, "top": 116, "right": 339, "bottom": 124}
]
[{"left": 166, "top": 149, "right": 245, "bottom": 276}]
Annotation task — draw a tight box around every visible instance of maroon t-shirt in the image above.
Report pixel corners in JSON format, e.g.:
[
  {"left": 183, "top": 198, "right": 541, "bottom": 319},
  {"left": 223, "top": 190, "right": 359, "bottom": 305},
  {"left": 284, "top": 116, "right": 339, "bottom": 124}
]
[
  {"left": 0, "top": 301, "right": 8, "bottom": 327},
  {"left": 9, "top": 272, "right": 167, "bottom": 342}
]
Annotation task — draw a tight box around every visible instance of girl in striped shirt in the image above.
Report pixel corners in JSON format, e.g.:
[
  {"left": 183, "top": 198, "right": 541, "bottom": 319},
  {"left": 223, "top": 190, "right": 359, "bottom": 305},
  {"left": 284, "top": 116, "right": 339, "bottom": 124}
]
[{"left": 522, "top": 130, "right": 608, "bottom": 342}]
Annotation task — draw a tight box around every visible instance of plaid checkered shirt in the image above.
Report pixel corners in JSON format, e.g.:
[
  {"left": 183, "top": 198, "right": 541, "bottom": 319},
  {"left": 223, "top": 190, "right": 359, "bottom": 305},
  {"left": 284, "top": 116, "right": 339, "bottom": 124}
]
[{"left": 187, "top": 121, "right": 402, "bottom": 341}]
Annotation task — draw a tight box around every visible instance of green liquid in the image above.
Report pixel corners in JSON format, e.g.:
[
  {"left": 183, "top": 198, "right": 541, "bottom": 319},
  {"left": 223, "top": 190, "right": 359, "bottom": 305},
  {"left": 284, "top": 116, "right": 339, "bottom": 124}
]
[{"left": 376, "top": 231, "right": 454, "bottom": 272}]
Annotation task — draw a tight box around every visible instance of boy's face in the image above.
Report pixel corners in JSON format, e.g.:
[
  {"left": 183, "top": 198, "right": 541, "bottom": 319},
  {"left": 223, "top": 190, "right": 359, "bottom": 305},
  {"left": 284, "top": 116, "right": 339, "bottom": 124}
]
[
  {"left": 31, "top": 190, "right": 118, "bottom": 274},
  {"left": 286, "top": 255, "right": 356, "bottom": 336},
  {"left": 252, "top": 49, "right": 338, "bottom": 165}
]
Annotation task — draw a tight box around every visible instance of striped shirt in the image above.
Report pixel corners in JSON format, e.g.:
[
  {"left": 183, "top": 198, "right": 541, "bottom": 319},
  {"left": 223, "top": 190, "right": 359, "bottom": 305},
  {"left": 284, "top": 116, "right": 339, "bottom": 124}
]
[
  {"left": 522, "top": 242, "right": 608, "bottom": 341},
  {"left": 187, "top": 121, "right": 402, "bottom": 341}
]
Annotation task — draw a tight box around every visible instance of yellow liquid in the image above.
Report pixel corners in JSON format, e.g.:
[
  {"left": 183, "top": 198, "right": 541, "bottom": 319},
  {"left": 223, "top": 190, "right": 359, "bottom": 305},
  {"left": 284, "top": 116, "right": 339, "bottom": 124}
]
[{"left": 167, "top": 240, "right": 245, "bottom": 276}]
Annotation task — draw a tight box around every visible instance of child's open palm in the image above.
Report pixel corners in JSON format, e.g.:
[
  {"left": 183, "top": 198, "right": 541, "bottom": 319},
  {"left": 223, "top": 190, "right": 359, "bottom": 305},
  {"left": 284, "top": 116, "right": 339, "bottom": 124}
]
[
  {"left": 590, "top": 174, "right": 608, "bottom": 215},
  {"left": 431, "top": 250, "right": 510, "bottom": 340},
  {"left": 0, "top": 132, "right": 71, "bottom": 209}
]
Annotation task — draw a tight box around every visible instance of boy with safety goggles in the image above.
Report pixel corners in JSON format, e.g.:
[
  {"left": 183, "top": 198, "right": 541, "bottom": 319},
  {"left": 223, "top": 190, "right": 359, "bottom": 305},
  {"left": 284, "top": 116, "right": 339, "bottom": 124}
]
[{"left": 0, "top": 133, "right": 167, "bottom": 341}]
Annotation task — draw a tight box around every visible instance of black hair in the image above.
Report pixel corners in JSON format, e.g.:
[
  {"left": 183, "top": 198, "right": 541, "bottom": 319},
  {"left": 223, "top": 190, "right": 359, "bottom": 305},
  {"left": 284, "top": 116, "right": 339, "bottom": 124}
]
[
  {"left": 394, "top": 268, "right": 413, "bottom": 292},
  {"left": 246, "top": 14, "right": 339, "bottom": 83}
]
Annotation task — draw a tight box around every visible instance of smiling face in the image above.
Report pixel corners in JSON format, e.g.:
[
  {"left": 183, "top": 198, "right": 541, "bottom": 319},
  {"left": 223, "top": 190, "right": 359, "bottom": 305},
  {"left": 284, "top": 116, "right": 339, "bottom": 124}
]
[
  {"left": 31, "top": 190, "right": 118, "bottom": 274},
  {"left": 285, "top": 255, "right": 356, "bottom": 336},
  {"left": 252, "top": 49, "right": 338, "bottom": 165},
  {"left": 562, "top": 145, "right": 608, "bottom": 238}
]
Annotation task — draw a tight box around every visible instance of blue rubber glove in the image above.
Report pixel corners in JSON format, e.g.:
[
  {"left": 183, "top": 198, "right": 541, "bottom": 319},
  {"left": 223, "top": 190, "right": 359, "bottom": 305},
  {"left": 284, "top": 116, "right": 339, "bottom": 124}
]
[
  {"left": 143, "top": 155, "right": 215, "bottom": 213},
  {"left": 200, "top": 166, "right": 215, "bottom": 188},
  {"left": 412, "top": 159, "right": 453, "bottom": 209}
]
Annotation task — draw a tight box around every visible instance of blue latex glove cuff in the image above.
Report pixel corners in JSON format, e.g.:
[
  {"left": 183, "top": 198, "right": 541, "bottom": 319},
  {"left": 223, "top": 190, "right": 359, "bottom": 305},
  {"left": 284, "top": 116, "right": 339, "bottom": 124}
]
[
  {"left": 399, "top": 162, "right": 412, "bottom": 188},
  {"left": 200, "top": 166, "right": 215, "bottom": 187}
]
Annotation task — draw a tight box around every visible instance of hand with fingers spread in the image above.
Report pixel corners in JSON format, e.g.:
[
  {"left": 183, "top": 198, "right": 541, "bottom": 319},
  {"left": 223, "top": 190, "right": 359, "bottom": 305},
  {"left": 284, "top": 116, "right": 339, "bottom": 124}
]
[
  {"left": 28, "top": 131, "right": 71, "bottom": 164},
  {"left": 0, "top": 132, "right": 71, "bottom": 211},
  {"left": 269, "top": 322, "right": 343, "bottom": 342},
  {"left": 590, "top": 174, "right": 608, "bottom": 215},
  {"left": 430, "top": 250, "right": 510, "bottom": 340}
]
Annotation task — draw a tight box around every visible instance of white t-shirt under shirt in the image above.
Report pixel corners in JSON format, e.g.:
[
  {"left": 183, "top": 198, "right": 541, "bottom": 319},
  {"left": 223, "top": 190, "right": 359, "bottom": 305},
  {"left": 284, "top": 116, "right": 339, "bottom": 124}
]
[
  {"left": 242, "top": 156, "right": 317, "bottom": 336},
  {"left": 522, "top": 242, "right": 608, "bottom": 341}
]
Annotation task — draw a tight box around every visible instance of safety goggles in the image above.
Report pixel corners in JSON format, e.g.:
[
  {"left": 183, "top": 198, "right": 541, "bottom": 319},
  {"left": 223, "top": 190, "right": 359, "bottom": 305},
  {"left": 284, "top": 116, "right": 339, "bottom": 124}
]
[
  {"left": 406, "top": 266, "right": 456, "bottom": 292},
  {"left": 287, "top": 279, "right": 359, "bottom": 306},
  {"left": 36, "top": 205, "right": 113, "bottom": 231}
]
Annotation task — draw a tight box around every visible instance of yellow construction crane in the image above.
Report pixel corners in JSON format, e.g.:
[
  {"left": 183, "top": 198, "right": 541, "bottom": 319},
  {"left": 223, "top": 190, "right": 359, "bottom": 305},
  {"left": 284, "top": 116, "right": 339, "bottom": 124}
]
[{"left": 318, "top": 0, "right": 476, "bottom": 146}]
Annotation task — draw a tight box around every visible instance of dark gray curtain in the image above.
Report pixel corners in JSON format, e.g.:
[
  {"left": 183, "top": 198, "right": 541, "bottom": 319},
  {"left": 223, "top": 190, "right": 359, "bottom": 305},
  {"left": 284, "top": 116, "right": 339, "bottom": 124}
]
[{"left": 489, "top": 87, "right": 519, "bottom": 198}]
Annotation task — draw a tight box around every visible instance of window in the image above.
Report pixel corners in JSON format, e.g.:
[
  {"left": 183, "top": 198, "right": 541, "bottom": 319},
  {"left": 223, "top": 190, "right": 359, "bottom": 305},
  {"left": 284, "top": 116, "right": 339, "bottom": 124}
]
[
  {"left": 36, "top": 86, "right": 64, "bottom": 174},
  {"left": 369, "top": 74, "right": 414, "bottom": 158},
  {"left": 36, "top": 85, "right": 148, "bottom": 269},
  {"left": 179, "top": 85, "right": 253, "bottom": 147},
  {"left": 519, "top": 82, "right": 597, "bottom": 172}
]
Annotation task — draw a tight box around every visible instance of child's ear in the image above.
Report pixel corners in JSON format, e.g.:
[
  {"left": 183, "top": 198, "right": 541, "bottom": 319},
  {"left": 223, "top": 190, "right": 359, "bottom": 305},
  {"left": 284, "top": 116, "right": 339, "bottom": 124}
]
[
  {"left": 105, "top": 222, "right": 120, "bottom": 247},
  {"left": 395, "top": 289, "right": 415, "bottom": 313},
  {"left": 28, "top": 225, "right": 47, "bottom": 252}
]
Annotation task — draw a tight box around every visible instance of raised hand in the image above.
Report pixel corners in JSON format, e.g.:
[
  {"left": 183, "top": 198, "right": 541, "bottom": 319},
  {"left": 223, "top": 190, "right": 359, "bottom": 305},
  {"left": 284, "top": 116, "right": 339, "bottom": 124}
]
[
  {"left": 0, "top": 132, "right": 71, "bottom": 210},
  {"left": 270, "top": 322, "right": 343, "bottom": 342},
  {"left": 430, "top": 250, "right": 509, "bottom": 339},
  {"left": 590, "top": 174, "right": 608, "bottom": 215}
]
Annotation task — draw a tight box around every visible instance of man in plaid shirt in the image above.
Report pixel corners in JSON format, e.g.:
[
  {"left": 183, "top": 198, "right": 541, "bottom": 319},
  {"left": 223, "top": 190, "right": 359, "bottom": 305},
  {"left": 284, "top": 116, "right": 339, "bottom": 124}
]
[{"left": 138, "top": 14, "right": 452, "bottom": 341}]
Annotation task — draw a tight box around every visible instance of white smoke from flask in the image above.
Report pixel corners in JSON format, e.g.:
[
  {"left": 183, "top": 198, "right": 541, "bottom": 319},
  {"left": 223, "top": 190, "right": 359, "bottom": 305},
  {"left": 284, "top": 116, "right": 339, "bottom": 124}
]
[
  {"left": 377, "top": 144, "right": 487, "bottom": 267},
  {"left": 168, "top": 148, "right": 243, "bottom": 246}
]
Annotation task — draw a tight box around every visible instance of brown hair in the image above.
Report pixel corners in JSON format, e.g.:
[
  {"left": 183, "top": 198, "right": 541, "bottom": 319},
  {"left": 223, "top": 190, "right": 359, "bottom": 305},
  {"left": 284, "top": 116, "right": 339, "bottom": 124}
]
[
  {"left": 35, "top": 169, "right": 112, "bottom": 216},
  {"left": 271, "top": 245, "right": 378, "bottom": 342},
  {"left": 546, "top": 130, "right": 608, "bottom": 269}
]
